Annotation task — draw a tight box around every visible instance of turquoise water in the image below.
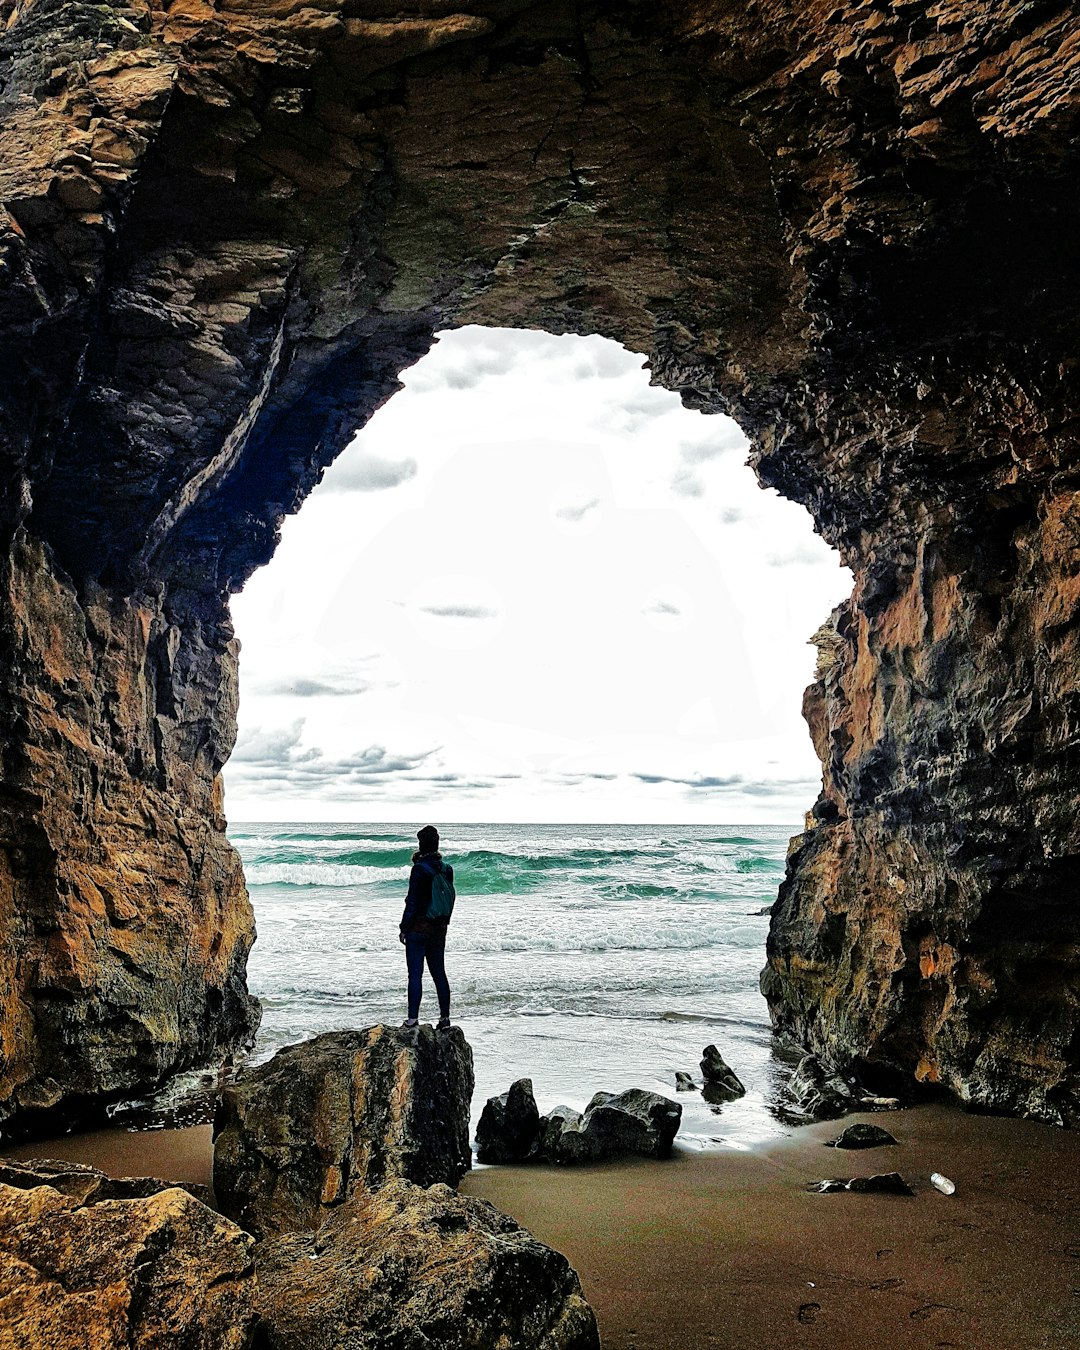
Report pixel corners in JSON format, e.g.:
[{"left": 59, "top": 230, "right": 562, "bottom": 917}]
[{"left": 232, "top": 822, "right": 799, "bottom": 1149}]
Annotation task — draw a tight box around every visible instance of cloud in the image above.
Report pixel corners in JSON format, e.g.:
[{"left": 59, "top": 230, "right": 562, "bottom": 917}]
[
  {"left": 229, "top": 721, "right": 438, "bottom": 795},
  {"left": 324, "top": 451, "right": 417, "bottom": 493},
  {"left": 678, "top": 438, "right": 726, "bottom": 464},
  {"left": 741, "top": 778, "right": 820, "bottom": 796},
  {"left": 410, "top": 328, "right": 648, "bottom": 399},
  {"left": 571, "top": 346, "right": 641, "bottom": 380},
  {"left": 419, "top": 604, "right": 498, "bottom": 619},
  {"left": 253, "top": 676, "right": 371, "bottom": 698},
  {"left": 671, "top": 467, "right": 704, "bottom": 498},
  {"left": 555, "top": 497, "right": 599, "bottom": 522},
  {"left": 595, "top": 389, "right": 679, "bottom": 435},
  {"left": 765, "top": 541, "right": 828, "bottom": 567},
  {"left": 633, "top": 771, "right": 744, "bottom": 790},
  {"left": 408, "top": 333, "right": 518, "bottom": 393},
  {"left": 644, "top": 600, "right": 681, "bottom": 617},
  {"left": 719, "top": 507, "right": 745, "bottom": 525},
  {"left": 677, "top": 416, "right": 746, "bottom": 461},
  {"left": 232, "top": 720, "right": 320, "bottom": 766},
  {"left": 630, "top": 771, "right": 818, "bottom": 795}
]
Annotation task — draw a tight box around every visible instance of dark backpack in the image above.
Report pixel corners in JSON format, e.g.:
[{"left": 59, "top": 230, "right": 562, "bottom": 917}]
[{"left": 419, "top": 860, "right": 456, "bottom": 920}]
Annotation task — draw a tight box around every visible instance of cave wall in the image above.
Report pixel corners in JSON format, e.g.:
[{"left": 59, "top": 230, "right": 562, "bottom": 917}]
[{"left": 1, "top": 0, "right": 1078, "bottom": 1129}]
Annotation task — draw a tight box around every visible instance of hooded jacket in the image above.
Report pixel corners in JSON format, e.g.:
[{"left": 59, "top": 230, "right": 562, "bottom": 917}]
[{"left": 399, "top": 851, "right": 454, "bottom": 937}]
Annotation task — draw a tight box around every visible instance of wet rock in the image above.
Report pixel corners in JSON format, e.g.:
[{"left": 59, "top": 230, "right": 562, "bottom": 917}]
[
  {"left": 0, "top": 1160, "right": 256, "bottom": 1348},
  {"left": 828, "top": 1123, "right": 898, "bottom": 1149},
  {"left": 675, "top": 1072, "right": 698, "bottom": 1092},
  {"left": 538, "top": 1105, "right": 582, "bottom": 1159},
  {"left": 807, "top": 1177, "right": 849, "bottom": 1194},
  {"left": 213, "top": 1024, "right": 473, "bottom": 1240},
  {"left": 255, "top": 1178, "right": 599, "bottom": 1350},
  {"left": 476, "top": 1077, "right": 541, "bottom": 1163},
  {"left": 546, "top": 1090, "right": 682, "bottom": 1164},
  {"left": 847, "top": 1173, "right": 914, "bottom": 1196},
  {"left": 699, "top": 1046, "right": 747, "bottom": 1102},
  {"left": 808, "top": 1172, "right": 914, "bottom": 1196},
  {"left": 783, "top": 1054, "right": 856, "bottom": 1120}
]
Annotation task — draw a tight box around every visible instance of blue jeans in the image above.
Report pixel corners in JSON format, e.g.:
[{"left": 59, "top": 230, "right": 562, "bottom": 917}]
[{"left": 405, "top": 930, "right": 450, "bottom": 1021}]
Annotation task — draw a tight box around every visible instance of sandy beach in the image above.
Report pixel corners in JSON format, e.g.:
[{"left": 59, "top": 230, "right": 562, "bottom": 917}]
[{"left": 5, "top": 1102, "right": 1078, "bottom": 1349}]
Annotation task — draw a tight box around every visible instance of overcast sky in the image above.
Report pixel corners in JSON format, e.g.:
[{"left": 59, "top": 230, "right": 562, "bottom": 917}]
[{"left": 224, "top": 327, "right": 851, "bottom": 824}]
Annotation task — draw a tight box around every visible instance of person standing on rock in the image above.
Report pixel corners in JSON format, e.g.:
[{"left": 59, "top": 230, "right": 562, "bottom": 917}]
[{"left": 399, "top": 825, "right": 455, "bottom": 1029}]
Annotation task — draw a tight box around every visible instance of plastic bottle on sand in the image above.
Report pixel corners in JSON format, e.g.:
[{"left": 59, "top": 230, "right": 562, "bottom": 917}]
[{"left": 930, "top": 1172, "right": 956, "bottom": 1195}]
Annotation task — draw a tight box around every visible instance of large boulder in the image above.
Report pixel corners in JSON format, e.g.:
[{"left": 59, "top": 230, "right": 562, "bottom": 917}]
[
  {"left": 476, "top": 1077, "right": 541, "bottom": 1163},
  {"left": 0, "top": 1160, "right": 256, "bottom": 1349},
  {"left": 255, "top": 1178, "right": 600, "bottom": 1350},
  {"left": 543, "top": 1089, "right": 682, "bottom": 1164},
  {"left": 214, "top": 1024, "right": 473, "bottom": 1240}
]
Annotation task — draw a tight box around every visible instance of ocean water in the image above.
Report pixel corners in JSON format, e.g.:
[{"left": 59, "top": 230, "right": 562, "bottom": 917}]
[{"left": 232, "top": 822, "right": 801, "bottom": 1151}]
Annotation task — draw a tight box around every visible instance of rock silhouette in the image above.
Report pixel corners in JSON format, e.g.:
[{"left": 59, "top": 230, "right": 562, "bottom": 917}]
[
  {"left": 699, "top": 1046, "right": 747, "bottom": 1103},
  {"left": 476, "top": 1077, "right": 542, "bottom": 1164}
]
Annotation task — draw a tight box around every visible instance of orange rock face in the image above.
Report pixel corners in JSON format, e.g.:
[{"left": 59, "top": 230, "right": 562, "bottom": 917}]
[
  {"left": 0, "top": 535, "right": 258, "bottom": 1131},
  {"left": 1, "top": 1, "right": 1078, "bottom": 1125}
]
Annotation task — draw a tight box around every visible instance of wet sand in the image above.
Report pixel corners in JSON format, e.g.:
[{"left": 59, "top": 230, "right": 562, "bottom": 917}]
[
  {"left": 5, "top": 1104, "right": 1079, "bottom": 1348},
  {"left": 464, "top": 1104, "right": 1080, "bottom": 1350},
  {"left": 3, "top": 1123, "right": 215, "bottom": 1189}
]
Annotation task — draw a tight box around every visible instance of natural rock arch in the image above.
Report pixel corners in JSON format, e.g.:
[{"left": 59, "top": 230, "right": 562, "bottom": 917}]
[{"left": 1, "top": 0, "right": 1078, "bottom": 1132}]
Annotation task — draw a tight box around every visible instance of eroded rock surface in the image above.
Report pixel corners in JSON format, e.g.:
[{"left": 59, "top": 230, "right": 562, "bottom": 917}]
[
  {"left": 0, "top": 1159, "right": 257, "bottom": 1349},
  {"left": 254, "top": 1179, "right": 600, "bottom": 1350},
  {"left": 213, "top": 1024, "right": 473, "bottom": 1239},
  {"left": 1, "top": 0, "right": 1079, "bottom": 1126},
  {"left": 0, "top": 532, "right": 259, "bottom": 1135}
]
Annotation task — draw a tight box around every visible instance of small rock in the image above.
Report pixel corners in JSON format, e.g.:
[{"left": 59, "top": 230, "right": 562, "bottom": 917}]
[
  {"left": 859, "top": 1095, "right": 902, "bottom": 1110},
  {"left": 847, "top": 1172, "right": 914, "bottom": 1195},
  {"left": 675, "top": 1072, "right": 697, "bottom": 1092},
  {"left": 538, "top": 1105, "right": 582, "bottom": 1159},
  {"left": 699, "top": 1045, "right": 746, "bottom": 1101},
  {"left": 476, "top": 1078, "right": 541, "bottom": 1163},
  {"left": 808, "top": 1172, "right": 914, "bottom": 1196},
  {"left": 828, "top": 1123, "right": 898, "bottom": 1149},
  {"left": 807, "top": 1178, "right": 850, "bottom": 1194}
]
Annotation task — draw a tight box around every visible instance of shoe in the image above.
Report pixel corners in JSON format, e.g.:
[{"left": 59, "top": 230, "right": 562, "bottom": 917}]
[
  {"left": 436, "top": 1016, "right": 452, "bottom": 1031},
  {"left": 401, "top": 1018, "right": 418, "bottom": 1028}
]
